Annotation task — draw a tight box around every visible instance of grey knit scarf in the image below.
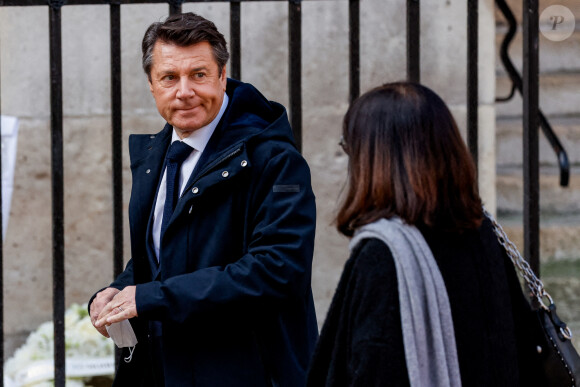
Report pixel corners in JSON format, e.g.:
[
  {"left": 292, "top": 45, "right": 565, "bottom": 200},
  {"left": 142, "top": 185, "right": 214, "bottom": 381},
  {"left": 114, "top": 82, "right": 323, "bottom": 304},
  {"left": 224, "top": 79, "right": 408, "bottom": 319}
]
[{"left": 350, "top": 218, "right": 462, "bottom": 387}]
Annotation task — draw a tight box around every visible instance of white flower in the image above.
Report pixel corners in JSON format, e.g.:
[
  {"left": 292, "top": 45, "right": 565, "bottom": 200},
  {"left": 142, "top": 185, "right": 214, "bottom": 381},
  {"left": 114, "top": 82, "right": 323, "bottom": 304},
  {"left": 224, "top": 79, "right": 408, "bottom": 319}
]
[{"left": 4, "top": 303, "right": 115, "bottom": 387}]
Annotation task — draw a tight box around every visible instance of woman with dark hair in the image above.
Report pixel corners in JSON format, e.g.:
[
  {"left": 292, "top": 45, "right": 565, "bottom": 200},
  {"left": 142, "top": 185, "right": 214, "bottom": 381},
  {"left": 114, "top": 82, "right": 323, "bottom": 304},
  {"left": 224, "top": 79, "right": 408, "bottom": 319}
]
[{"left": 308, "top": 82, "right": 540, "bottom": 386}]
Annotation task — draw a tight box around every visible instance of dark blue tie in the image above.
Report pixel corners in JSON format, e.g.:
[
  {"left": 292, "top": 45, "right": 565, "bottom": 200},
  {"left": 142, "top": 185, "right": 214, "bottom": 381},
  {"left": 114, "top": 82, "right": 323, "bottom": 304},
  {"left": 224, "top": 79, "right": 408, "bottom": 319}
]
[{"left": 160, "top": 141, "right": 193, "bottom": 236}]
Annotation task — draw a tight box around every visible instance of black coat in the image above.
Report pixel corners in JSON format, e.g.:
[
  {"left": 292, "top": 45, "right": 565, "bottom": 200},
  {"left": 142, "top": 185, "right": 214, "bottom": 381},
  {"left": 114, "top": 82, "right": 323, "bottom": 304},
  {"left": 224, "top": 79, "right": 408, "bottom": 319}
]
[
  {"left": 102, "top": 79, "right": 318, "bottom": 386},
  {"left": 308, "top": 218, "right": 544, "bottom": 386}
]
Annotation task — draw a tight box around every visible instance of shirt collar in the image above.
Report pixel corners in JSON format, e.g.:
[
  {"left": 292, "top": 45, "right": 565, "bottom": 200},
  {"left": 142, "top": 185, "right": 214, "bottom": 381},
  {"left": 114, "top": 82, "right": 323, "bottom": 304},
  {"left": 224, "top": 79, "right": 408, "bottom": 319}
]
[{"left": 171, "top": 93, "right": 229, "bottom": 151}]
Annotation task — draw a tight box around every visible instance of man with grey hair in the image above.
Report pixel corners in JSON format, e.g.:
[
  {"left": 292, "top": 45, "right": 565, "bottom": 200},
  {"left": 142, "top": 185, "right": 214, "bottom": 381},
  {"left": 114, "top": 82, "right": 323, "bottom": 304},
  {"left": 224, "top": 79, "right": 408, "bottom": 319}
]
[{"left": 89, "top": 12, "right": 317, "bottom": 387}]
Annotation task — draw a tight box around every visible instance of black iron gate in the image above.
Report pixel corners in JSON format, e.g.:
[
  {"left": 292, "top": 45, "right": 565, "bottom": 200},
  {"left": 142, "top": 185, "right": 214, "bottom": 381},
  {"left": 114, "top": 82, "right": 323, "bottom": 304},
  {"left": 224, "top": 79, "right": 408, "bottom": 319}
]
[{"left": 0, "top": 0, "right": 556, "bottom": 385}]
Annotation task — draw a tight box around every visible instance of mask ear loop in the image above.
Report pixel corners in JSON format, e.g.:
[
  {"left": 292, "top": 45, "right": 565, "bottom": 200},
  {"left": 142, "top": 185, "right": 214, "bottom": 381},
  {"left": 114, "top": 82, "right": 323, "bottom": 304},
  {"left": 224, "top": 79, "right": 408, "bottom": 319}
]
[{"left": 124, "top": 346, "right": 136, "bottom": 363}]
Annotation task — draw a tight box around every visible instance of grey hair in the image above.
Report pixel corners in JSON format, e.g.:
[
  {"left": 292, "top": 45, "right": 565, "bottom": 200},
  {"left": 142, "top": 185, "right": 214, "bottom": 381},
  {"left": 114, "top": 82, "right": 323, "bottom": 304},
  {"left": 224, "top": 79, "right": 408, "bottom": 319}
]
[{"left": 142, "top": 12, "right": 229, "bottom": 81}]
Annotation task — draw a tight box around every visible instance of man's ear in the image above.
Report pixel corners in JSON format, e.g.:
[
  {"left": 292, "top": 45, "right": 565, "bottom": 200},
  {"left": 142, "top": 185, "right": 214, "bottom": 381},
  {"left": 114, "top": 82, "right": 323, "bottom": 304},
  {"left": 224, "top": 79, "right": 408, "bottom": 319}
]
[
  {"left": 220, "top": 66, "right": 227, "bottom": 90},
  {"left": 148, "top": 79, "right": 154, "bottom": 94}
]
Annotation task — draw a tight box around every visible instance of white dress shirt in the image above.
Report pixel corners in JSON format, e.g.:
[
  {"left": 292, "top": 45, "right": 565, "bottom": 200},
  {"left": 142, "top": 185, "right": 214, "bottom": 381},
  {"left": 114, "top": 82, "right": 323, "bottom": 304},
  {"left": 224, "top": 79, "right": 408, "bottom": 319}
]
[{"left": 152, "top": 94, "right": 229, "bottom": 260}]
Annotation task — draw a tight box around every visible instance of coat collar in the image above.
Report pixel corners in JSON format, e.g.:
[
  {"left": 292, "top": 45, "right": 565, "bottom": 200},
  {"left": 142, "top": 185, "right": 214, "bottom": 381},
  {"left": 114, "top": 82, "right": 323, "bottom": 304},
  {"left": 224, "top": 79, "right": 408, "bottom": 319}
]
[{"left": 128, "top": 124, "right": 172, "bottom": 238}]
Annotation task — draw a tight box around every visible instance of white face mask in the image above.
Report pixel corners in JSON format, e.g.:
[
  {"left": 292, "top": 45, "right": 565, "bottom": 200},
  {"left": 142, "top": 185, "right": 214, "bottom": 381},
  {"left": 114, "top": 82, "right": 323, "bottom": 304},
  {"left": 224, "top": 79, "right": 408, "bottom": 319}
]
[{"left": 106, "top": 319, "right": 138, "bottom": 362}]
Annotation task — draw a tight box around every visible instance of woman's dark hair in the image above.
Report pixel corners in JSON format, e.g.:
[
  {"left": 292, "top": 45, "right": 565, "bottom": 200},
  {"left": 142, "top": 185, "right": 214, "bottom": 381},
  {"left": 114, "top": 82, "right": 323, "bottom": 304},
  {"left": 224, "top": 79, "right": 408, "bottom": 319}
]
[
  {"left": 142, "top": 12, "right": 229, "bottom": 81},
  {"left": 337, "top": 82, "right": 483, "bottom": 236}
]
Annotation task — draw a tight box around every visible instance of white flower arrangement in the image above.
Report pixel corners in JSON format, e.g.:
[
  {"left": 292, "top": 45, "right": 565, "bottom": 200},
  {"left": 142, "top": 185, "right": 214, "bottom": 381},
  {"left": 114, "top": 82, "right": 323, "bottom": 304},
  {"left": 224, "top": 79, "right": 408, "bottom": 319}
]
[{"left": 4, "top": 303, "right": 115, "bottom": 387}]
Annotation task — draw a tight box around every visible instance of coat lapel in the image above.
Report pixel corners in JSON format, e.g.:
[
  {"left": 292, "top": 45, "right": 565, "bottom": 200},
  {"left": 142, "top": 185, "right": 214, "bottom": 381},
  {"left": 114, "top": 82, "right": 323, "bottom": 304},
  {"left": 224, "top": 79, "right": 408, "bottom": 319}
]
[
  {"left": 129, "top": 124, "right": 172, "bottom": 277},
  {"left": 129, "top": 125, "right": 172, "bottom": 225}
]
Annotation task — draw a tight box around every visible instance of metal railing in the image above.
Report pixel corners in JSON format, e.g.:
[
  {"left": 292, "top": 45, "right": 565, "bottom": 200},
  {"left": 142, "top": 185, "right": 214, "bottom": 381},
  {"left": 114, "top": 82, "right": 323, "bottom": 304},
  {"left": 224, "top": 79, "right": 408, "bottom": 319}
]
[
  {"left": 495, "top": 0, "right": 570, "bottom": 276},
  {"left": 0, "top": 0, "right": 546, "bottom": 385},
  {"left": 496, "top": 0, "right": 569, "bottom": 189}
]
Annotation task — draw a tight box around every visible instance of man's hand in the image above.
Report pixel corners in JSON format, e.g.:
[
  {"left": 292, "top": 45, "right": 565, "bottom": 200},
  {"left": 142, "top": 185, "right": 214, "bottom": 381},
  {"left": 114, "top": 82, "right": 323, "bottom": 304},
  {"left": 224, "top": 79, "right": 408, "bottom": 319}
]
[
  {"left": 90, "top": 287, "right": 120, "bottom": 337},
  {"left": 95, "top": 286, "right": 138, "bottom": 329}
]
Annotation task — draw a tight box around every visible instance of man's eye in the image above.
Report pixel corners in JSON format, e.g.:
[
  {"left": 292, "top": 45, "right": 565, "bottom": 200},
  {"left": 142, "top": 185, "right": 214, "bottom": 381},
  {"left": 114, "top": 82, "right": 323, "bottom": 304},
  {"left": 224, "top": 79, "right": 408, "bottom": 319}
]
[
  {"left": 162, "top": 75, "right": 175, "bottom": 81},
  {"left": 194, "top": 73, "right": 206, "bottom": 79}
]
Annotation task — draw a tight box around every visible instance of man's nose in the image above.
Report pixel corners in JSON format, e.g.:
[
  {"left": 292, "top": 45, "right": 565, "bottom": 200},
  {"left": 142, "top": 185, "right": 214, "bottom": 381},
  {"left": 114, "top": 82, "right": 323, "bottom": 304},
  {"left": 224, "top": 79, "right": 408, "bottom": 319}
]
[{"left": 176, "top": 78, "right": 195, "bottom": 99}]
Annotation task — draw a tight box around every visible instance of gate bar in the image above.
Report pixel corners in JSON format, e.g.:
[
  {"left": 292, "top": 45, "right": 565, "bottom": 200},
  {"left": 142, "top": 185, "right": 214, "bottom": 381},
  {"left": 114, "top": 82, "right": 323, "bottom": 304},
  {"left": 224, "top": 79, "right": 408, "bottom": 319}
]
[
  {"left": 522, "top": 0, "right": 540, "bottom": 275},
  {"left": 48, "top": 3, "right": 66, "bottom": 386},
  {"left": 288, "top": 0, "right": 302, "bottom": 152},
  {"left": 110, "top": 1, "right": 124, "bottom": 369},
  {"left": 467, "top": 0, "right": 478, "bottom": 167},
  {"left": 169, "top": 0, "right": 182, "bottom": 15},
  {"left": 110, "top": 2, "right": 124, "bottom": 291},
  {"left": 230, "top": 1, "right": 241, "bottom": 80},
  {"left": 407, "top": 0, "right": 420, "bottom": 82},
  {"left": 349, "top": 0, "right": 359, "bottom": 103}
]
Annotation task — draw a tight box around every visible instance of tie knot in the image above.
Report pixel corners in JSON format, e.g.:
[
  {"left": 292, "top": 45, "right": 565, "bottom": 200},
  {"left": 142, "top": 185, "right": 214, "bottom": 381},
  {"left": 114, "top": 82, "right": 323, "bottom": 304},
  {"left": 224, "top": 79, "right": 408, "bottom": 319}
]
[{"left": 166, "top": 141, "right": 193, "bottom": 164}]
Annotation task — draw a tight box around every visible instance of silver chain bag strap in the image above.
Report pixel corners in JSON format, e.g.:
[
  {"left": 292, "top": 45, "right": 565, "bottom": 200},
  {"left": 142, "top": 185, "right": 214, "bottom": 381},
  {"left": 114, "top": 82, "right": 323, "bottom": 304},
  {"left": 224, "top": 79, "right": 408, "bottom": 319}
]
[{"left": 485, "top": 208, "right": 580, "bottom": 387}]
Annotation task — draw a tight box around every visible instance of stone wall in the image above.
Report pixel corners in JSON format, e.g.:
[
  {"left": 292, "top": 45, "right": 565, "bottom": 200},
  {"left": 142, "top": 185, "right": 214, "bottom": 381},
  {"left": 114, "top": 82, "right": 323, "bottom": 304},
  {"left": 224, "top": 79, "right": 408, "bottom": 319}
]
[{"left": 0, "top": 0, "right": 496, "bottom": 356}]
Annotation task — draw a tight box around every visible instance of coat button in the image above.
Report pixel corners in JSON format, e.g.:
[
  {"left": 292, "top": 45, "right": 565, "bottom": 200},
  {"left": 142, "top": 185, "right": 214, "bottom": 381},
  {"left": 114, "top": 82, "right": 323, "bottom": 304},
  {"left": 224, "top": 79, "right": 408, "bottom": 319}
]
[
  {"left": 192, "top": 187, "right": 199, "bottom": 194},
  {"left": 146, "top": 169, "right": 151, "bottom": 174},
  {"left": 189, "top": 205, "right": 193, "bottom": 214},
  {"left": 241, "top": 160, "right": 248, "bottom": 167},
  {"left": 150, "top": 135, "right": 155, "bottom": 139},
  {"left": 222, "top": 171, "right": 229, "bottom": 178}
]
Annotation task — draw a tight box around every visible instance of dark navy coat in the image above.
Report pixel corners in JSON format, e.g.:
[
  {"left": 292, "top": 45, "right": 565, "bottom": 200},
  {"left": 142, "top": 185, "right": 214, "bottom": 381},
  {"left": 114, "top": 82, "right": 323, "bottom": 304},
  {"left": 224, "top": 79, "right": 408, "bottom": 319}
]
[{"left": 107, "top": 79, "right": 318, "bottom": 386}]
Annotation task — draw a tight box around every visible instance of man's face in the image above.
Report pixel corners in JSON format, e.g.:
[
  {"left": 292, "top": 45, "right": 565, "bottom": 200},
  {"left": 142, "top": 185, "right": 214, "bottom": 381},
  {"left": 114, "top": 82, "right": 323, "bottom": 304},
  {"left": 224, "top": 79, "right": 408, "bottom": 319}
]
[{"left": 148, "top": 41, "right": 227, "bottom": 137}]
